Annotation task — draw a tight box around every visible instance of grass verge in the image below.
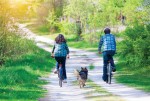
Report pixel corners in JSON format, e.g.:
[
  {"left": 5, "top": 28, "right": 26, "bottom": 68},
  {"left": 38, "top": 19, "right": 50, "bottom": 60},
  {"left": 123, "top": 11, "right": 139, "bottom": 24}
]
[
  {"left": 89, "top": 64, "right": 95, "bottom": 70},
  {"left": 0, "top": 43, "right": 55, "bottom": 101},
  {"left": 115, "top": 62, "right": 150, "bottom": 92}
]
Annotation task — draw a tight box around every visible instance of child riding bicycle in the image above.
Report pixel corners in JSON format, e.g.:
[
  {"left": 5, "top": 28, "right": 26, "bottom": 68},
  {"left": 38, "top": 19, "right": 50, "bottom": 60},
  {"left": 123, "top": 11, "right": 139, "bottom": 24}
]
[
  {"left": 51, "top": 34, "right": 69, "bottom": 83},
  {"left": 98, "top": 28, "right": 116, "bottom": 82}
]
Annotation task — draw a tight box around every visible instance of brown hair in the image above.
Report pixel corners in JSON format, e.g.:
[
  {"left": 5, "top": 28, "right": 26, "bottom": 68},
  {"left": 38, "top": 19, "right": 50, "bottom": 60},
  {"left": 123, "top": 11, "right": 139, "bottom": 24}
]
[{"left": 55, "top": 34, "right": 66, "bottom": 44}]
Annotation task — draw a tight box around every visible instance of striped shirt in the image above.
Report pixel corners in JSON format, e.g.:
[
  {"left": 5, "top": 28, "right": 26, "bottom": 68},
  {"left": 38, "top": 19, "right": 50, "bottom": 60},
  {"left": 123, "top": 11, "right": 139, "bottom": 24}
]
[
  {"left": 52, "top": 42, "right": 69, "bottom": 57},
  {"left": 98, "top": 34, "right": 116, "bottom": 52}
]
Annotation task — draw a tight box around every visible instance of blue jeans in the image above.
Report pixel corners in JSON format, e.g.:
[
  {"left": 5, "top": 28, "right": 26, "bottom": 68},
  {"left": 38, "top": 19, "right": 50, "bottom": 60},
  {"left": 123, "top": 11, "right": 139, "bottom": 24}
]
[
  {"left": 102, "top": 51, "right": 115, "bottom": 81},
  {"left": 55, "top": 57, "right": 67, "bottom": 79}
]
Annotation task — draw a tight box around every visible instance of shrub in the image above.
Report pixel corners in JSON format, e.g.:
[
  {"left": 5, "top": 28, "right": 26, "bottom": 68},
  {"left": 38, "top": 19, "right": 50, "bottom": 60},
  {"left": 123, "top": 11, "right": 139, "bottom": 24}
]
[
  {"left": 37, "top": 25, "right": 50, "bottom": 33},
  {"left": 59, "top": 21, "right": 78, "bottom": 35},
  {"left": 118, "top": 24, "right": 150, "bottom": 68},
  {"left": 0, "top": 29, "right": 35, "bottom": 65}
]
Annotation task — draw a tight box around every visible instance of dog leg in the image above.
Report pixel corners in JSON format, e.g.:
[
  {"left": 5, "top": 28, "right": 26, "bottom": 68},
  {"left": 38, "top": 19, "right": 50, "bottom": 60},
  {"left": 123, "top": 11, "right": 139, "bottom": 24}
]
[
  {"left": 81, "top": 82, "right": 84, "bottom": 88},
  {"left": 79, "top": 82, "right": 82, "bottom": 88},
  {"left": 83, "top": 83, "right": 86, "bottom": 87}
]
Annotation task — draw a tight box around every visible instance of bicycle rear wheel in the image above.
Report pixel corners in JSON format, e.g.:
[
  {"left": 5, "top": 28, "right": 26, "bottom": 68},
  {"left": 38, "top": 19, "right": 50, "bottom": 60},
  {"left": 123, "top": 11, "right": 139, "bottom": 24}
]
[
  {"left": 59, "top": 79, "right": 62, "bottom": 87},
  {"left": 107, "top": 63, "right": 112, "bottom": 84},
  {"left": 58, "top": 66, "right": 63, "bottom": 87}
]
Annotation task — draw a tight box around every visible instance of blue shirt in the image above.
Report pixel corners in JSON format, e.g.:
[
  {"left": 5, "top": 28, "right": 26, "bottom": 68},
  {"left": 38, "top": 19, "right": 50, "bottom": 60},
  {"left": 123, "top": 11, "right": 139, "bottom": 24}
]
[
  {"left": 52, "top": 42, "right": 69, "bottom": 57},
  {"left": 98, "top": 34, "right": 116, "bottom": 52}
]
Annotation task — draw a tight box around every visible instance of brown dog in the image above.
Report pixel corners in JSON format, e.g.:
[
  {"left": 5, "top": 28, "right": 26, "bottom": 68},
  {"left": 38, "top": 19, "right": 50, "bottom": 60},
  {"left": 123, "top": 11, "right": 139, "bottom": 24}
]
[{"left": 74, "top": 67, "right": 88, "bottom": 88}]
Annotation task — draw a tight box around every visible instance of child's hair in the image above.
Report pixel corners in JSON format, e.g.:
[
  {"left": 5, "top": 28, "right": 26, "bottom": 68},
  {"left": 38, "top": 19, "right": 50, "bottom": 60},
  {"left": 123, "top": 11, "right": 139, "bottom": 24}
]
[
  {"left": 55, "top": 34, "right": 66, "bottom": 44},
  {"left": 104, "top": 28, "right": 111, "bottom": 34}
]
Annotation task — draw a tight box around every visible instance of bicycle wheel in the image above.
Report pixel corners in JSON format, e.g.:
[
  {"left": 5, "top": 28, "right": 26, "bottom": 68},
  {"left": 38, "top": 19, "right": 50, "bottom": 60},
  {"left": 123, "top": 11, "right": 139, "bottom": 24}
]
[
  {"left": 58, "top": 66, "right": 63, "bottom": 87},
  {"left": 107, "top": 63, "right": 112, "bottom": 84},
  {"left": 59, "top": 78, "right": 62, "bottom": 87}
]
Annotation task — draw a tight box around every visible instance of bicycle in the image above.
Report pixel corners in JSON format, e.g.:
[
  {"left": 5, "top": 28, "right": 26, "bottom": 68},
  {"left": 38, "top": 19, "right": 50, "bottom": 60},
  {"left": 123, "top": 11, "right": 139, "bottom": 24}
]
[
  {"left": 99, "top": 51, "right": 115, "bottom": 84},
  {"left": 107, "top": 61, "right": 112, "bottom": 84},
  {"left": 51, "top": 54, "right": 69, "bottom": 87},
  {"left": 51, "top": 56, "right": 67, "bottom": 87}
]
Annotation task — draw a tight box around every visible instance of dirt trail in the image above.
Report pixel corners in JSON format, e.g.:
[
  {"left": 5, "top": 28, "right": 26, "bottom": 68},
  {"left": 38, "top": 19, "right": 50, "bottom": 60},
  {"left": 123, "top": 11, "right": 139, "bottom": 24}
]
[{"left": 18, "top": 24, "right": 150, "bottom": 101}]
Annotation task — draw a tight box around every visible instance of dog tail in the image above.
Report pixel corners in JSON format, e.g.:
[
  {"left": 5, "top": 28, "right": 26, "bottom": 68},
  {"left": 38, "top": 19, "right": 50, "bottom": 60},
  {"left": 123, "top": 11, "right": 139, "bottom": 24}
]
[{"left": 74, "top": 69, "right": 80, "bottom": 77}]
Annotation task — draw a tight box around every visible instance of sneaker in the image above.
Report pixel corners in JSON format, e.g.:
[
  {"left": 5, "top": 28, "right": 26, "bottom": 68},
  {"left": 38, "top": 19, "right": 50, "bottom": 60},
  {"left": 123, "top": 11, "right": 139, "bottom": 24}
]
[
  {"left": 112, "top": 67, "right": 116, "bottom": 72},
  {"left": 63, "top": 79, "right": 67, "bottom": 83},
  {"left": 53, "top": 69, "right": 58, "bottom": 74}
]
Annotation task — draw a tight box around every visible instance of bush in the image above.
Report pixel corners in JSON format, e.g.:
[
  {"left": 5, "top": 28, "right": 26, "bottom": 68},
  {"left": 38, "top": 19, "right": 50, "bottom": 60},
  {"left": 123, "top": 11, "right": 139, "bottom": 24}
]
[
  {"left": 37, "top": 25, "right": 50, "bottom": 33},
  {"left": 118, "top": 24, "right": 150, "bottom": 68},
  {"left": 82, "top": 31, "right": 101, "bottom": 45},
  {"left": 0, "top": 29, "right": 35, "bottom": 65},
  {"left": 60, "top": 21, "right": 78, "bottom": 35}
]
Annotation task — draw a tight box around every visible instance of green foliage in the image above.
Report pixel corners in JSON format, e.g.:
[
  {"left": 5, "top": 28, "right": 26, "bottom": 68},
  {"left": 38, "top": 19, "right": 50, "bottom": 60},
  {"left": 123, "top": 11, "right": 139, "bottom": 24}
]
[
  {"left": 0, "top": 30, "right": 34, "bottom": 65},
  {"left": 118, "top": 24, "right": 150, "bottom": 68},
  {"left": 37, "top": 24, "right": 50, "bottom": 33},
  {"left": 60, "top": 21, "right": 78, "bottom": 35},
  {"left": 0, "top": 0, "right": 37, "bottom": 65},
  {"left": 36, "top": 0, "right": 64, "bottom": 29},
  {"left": 64, "top": 0, "right": 100, "bottom": 30},
  {"left": 82, "top": 32, "right": 101, "bottom": 45},
  {"left": 63, "top": 0, "right": 145, "bottom": 29},
  {"left": 46, "top": 11, "right": 60, "bottom": 33}
]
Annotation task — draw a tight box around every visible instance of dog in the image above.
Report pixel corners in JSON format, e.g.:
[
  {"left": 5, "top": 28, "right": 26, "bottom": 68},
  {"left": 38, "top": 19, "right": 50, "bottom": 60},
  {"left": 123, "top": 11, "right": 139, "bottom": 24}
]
[{"left": 74, "top": 67, "right": 88, "bottom": 88}]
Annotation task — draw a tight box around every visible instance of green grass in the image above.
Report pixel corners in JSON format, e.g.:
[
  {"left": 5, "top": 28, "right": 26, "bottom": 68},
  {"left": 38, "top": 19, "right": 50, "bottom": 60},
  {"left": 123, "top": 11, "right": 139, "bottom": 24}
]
[
  {"left": 67, "top": 35, "right": 98, "bottom": 50},
  {"left": 89, "top": 64, "right": 95, "bottom": 70},
  {"left": 115, "top": 62, "right": 150, "bottom": 92},
  {"left": 26, "top": 23, "right": 50, "bottom": 35},
  {"left": 0, "top": 44, "right": 55, "bottom": 101}
]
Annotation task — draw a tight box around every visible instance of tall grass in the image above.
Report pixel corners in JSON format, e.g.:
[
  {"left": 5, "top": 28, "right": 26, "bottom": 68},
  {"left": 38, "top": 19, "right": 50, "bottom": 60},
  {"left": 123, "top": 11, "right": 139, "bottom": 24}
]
[{"left": 0, "top": 42, "right": 55, "bottom": 101}]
